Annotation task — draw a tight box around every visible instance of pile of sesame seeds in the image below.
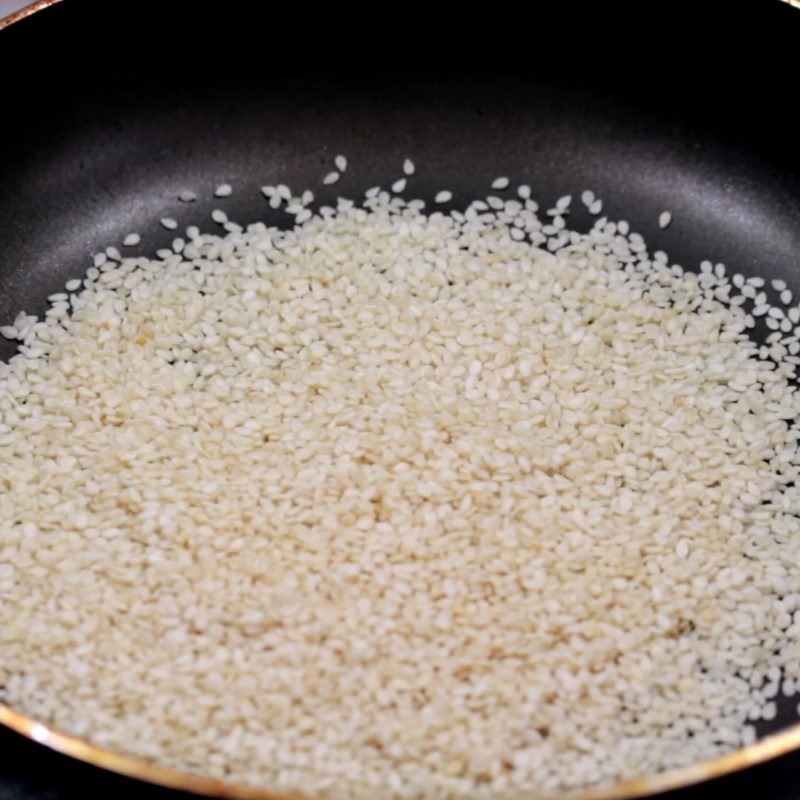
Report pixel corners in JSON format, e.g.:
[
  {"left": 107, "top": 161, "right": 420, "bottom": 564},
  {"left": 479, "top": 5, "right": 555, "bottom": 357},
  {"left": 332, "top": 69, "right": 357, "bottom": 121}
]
[{"left": 2, "top": 157, "right": 800, "bottom": 799}]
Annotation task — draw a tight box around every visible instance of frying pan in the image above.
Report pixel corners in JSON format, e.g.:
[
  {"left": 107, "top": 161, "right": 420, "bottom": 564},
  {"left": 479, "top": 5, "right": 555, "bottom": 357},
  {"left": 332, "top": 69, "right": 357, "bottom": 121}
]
[{"left": 2, "top": 1, "right": 800, "bottom": 798}]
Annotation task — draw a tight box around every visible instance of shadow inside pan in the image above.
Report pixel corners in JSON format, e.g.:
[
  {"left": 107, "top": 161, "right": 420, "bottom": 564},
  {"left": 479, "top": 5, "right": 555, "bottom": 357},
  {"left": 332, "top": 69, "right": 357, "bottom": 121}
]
[{"left": 1, "top": 1, "right": 800, "bottom": 798}]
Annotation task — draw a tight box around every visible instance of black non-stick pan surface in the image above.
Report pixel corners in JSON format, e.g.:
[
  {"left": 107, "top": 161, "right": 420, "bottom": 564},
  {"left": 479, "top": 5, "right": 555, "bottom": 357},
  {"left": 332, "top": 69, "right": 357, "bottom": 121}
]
[{"left": 2, "top": 1, "right": 800, "bottom": 798}]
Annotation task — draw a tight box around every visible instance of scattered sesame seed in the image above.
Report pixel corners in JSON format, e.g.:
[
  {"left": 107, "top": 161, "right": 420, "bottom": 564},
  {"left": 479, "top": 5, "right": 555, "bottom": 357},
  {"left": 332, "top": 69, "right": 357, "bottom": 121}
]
[{"left": 2, "top": 169, "right": 800, "bottom": 800}]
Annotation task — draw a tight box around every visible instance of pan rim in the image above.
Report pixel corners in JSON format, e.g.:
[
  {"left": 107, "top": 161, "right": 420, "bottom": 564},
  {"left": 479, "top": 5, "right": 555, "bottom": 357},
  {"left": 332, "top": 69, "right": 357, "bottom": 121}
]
[
  {"left": 5, "top": 698, "right": 800, "bottom": 800},
  {"left": 2, "top": 1, "right": 800, "bottom": 798},
  {"left": 0, "top": 0, "right": 60, "bottom": 30}
]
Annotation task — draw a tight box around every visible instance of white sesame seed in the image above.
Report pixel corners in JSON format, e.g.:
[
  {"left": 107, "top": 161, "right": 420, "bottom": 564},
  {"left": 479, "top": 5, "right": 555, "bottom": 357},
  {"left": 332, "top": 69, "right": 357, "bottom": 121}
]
[
  {"left": 211, "top": 209, "right": 227, "bottom": 224},
  {"left": 322, "top": 171, "right": 340, "bottom": 186},
  {"left": 434, "top": 190, "right": 452, "bottom": 204},
  {"left": 402, "top": 158, "right": 415, "bottom": 176},
  {"left": 178, "top": 190, "right": 196, "bottom": 202},
  {"left": 122, "top": 233, "right": 140, "bottom": 247},
  {"left": 334, "top": 155, "right": 347, "bottom": 173},
  {"left": 214, "top": 183, "right": 233, "bottom": 198},
  {"left": 491, "top": 176, "right": 510, "bottom": 190},
  {"left": 160, "top": 218, "right": 178, "bottom": 230},
  {"left": 391, "top": 178, "right": 407, "bottom": 193},
  {"left": 658, "top": 211, "right": 672, "bottom": 229},
  {"left": 3, "top": 175, "right": 800, "bottom": 800}
]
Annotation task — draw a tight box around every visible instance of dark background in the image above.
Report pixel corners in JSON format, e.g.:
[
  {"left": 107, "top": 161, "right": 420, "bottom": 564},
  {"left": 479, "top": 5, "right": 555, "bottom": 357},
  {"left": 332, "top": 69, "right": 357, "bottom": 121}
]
[{"left": 1, "top": 0, "right": 800, "bottom": 798}]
